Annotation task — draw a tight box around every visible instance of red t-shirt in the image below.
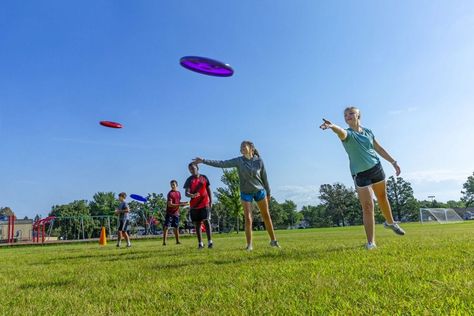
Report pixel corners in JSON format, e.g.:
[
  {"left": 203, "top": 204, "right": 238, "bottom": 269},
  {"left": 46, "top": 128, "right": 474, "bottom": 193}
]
[
  {"left": 166, "top": 190, "right": 181, "bottom": 215},
  {"left": 184, "top": 174, "right": 211, "bottom": 209}
]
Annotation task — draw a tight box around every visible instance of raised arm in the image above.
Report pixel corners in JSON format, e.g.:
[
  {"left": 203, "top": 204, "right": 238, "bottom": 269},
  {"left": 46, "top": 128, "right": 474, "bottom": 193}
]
[
  {"left": 319, "top": 118, "right": 347, "bottom": 140},
  {"left": 193, "top": 157, "right": 240, "bottom": 169},
  {"left": 373, "top": 139, "right": 401, "bottom": 176}
]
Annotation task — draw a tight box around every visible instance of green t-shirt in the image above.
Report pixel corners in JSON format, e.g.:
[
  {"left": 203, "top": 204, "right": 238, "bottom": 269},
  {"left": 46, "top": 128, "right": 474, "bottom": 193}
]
[{"left": 341, "top": 127, "right": 380, "bottom": 175}]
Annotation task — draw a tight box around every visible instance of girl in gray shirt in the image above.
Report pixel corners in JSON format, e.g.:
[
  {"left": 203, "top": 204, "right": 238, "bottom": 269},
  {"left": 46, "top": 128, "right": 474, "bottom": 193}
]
[{"left": 193, "top": 140, "right": 280, "bottom": 251}]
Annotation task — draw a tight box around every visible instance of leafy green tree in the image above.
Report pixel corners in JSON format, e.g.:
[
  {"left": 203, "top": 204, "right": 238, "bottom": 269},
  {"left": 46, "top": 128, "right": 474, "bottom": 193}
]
[
  {"left": 280, "top": 200, "right": 302, "bottom": 228},
  {"left": 50, "top": 200, "right": 94, "bottom": 239},
  {"left": 461, "top": 172, "right": 474, "bottom": 207},
  {"left": 215, "top": 168, "right": 243, "bottom": 233},
  {"left": 319, "top": 183, "right": 360, "bottom": 226},
  {"left": 89, "top": 192, "right": 117, "bottom": 216},
  {"left": 446, "top": 200, "right": 465, "bottom": 208},
  {"left": 386, "top": 176, "right": 419, "bottom": 221},
  {"left": 300, "top": 205, "right": 332, "bottom": 227},
  {"left": 0, "top": 207, "right": 14, "bottom": 217},
  {"left": 145, "top": 193, "right": 167, "bottom": 220},
  {"left": 268, "top": 197, "right": 287, "bottom": 228}
]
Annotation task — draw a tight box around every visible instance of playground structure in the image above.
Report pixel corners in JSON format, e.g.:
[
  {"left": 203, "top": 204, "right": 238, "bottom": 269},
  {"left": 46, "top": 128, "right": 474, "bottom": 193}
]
[{"left": 32, "top": 216, "right": 56, "bottom": 243}]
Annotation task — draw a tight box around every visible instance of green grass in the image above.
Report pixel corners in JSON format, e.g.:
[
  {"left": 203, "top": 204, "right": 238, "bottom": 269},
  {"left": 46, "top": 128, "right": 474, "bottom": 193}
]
[{"left": 2, "top": 222, "right": 474, "bottom": 315}]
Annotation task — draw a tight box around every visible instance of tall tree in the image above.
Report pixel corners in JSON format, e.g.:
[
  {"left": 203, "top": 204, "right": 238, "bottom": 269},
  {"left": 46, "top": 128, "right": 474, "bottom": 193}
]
[
  {"left": 89, "top": 192, "right": 117, "bottom": 216},
  {"left": 50, "top": 200, "right": 94, "bottom": 239},
  {"left": 300, "top": 204, "right": 332, "bottom": 228},
  {"left": 386, "top": 176, "right": 419, "bottom": 221},
  {"left": 319, "top": 183, "right": 360, "bottom": 226},
  {"left": 280, "top": 200, "right": 302, "bottom": 228},
  {"left": 214, "top": 168, "right": 243, "bottom": 233},
  {"left": 461, "top": 172, "right": 474, "bottom": 207},
  {"left": 268, "top": 197, "right": 286, "bottom": 228}
]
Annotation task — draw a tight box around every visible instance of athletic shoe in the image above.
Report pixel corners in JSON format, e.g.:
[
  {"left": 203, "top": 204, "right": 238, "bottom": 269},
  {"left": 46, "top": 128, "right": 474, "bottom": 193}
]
[
  {"left": 245, "top": 245, "right": 253, "bottom": 251},
  {"left": 176, "top": 241, "right": 181, "bottom": 245},
  {"left": 365, "top": 242, "right": 377, "bottom": 250},
  {"left": 208, "top": 242, "right": 213, "bottom": 249},
  {"left": 384, "top": 222, "right": 406, "bottom": 235},
  {"left": 116, "top": 244, "right": 120, "bottom": 248},
  {"left": 198, "top": 244, "right": 204, "bottom": 250},
  {"left": 126, "top": 244, "right": 131, "bottom": 248},
  {"left": 162, "top": 242, "right": 166, "bottom": 246},
  {"left": 270, "top": 240, "right": 281, "bottom": 248}
]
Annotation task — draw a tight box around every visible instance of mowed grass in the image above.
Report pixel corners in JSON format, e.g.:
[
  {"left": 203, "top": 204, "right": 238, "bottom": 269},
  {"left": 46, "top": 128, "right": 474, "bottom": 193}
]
[{"left": 2, "top": 222, "right": 474, "bottom": 315}]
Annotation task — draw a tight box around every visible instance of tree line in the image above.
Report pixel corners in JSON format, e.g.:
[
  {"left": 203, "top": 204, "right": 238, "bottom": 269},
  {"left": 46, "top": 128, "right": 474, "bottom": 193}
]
[{"left": 2, "top": 171, "right": 473, "bottom": 239}]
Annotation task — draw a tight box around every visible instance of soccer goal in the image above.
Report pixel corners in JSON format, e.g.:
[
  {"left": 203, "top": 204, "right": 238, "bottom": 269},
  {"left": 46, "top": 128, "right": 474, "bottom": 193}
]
[{"left": 419, "top": 208, "right": 464, "bottom": 224}]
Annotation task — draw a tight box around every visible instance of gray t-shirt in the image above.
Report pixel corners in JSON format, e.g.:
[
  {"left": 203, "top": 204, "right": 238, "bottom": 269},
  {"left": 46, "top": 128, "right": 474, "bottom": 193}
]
[
  {"left": 203, "top": 156, "right": 270, "bottom": 195},
  {"left": 118, "top": 201, "right": 129, "bottom": 221}
]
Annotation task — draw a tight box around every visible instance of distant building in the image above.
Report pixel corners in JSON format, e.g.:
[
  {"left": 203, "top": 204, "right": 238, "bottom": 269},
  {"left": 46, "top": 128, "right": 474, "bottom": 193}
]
[{"left": 0, "top": 218, "right": 34, "bottom": 242}]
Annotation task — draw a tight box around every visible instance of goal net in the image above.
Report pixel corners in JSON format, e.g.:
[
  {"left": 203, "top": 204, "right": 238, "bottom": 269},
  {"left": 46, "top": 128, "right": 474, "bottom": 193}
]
[{"left": 419, "top": 208, "right": 464, "bottom": 224}]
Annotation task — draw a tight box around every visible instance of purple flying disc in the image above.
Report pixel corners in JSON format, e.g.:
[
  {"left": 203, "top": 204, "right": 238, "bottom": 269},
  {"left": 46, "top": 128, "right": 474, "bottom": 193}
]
[
  {"left": 179, "top": 56, "right": 234, "bottom": 77},
  {"left": 130, "top": 194, "right": 147, "bottom": 203}
]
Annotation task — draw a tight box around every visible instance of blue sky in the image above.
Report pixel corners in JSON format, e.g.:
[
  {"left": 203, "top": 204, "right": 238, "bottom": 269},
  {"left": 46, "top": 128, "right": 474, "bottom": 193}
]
[{"left": 1, "top": 1, "right": 473, "bottom": 219}]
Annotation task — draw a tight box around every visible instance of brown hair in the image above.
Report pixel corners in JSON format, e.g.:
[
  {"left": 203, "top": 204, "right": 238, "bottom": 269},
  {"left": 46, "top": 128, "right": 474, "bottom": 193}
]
[
  {"left": 241, "top": 140, "right": 260, "bottom": 157},
  {"left": 118, "top": 192, "right": 127, "bottom": 198}
]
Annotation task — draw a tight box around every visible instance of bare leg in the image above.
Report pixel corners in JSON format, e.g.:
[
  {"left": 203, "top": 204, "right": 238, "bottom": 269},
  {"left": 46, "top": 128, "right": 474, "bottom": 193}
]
[
  {"left": 242, "top": 201, "right": 253, "bottom": 247},
  {"left": 174, "top": 227, "right": 180, "bottom": 244},
  {"left": 357, "top": 186, "right": 375, "bottom": 244},
  {"left": 117, "top": 231, "right": 122, "bottom": 246},
  {"left": 163, "top": 227, "right": 168, "bottom": 245},
  {"left": 123, "top": 231, "right": 131, "bottom": 246},
  {"left": 194, "top": 221, "right": 203, "bottom": 245},
  {"left": 372, "top": 181, "right": 395, "bottom": 224},
  {"left": 256, "top": 197, "right": 276, "bottom": 241},
  {"left": 203, "top": 220, "right": 212, "bottom": 243}
]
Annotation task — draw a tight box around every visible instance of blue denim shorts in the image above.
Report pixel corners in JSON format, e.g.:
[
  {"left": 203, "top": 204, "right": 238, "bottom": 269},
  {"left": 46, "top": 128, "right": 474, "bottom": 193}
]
[{"left": 240, "top": 189, "right": 266, "bottom": 202}]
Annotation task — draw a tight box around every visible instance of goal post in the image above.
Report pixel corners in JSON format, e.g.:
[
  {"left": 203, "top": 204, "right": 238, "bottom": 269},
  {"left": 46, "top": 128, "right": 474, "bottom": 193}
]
[{"left": 419, "top": 208, "right": 464, "bottom": 224}]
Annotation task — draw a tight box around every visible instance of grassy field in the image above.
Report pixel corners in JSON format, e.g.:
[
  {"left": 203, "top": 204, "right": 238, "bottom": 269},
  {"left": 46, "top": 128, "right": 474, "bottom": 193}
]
[{"left": 1, "top": 222, "right": 474, "bottom": 315}]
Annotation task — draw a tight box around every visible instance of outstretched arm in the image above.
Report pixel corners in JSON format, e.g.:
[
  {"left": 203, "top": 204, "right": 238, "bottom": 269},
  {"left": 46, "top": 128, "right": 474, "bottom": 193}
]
[
  {"left": 319, "top": 119, "right": 347, "bottom": 140},
  {"left": 193, "top": 157, "right": 240, "bottom": 168},
  {"left": 374, "top": 139, "right": 401, "bottom": 176}
]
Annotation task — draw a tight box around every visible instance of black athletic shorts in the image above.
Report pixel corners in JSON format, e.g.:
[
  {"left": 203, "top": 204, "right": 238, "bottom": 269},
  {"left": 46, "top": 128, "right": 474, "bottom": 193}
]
[
  {"left": 190, "top": 207, "right": 210, "bottom": 222},
  {"left": 352, "top": 162, "right": 385, "bottom": 187},
  {"left": 118, "top": 219, "right": 129, "bottom": 232}
]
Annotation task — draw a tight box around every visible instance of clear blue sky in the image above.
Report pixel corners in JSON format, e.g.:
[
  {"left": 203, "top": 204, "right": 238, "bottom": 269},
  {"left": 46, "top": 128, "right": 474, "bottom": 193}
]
[{"left": 1, "top": 1, "right": 473, "bottom": 219}]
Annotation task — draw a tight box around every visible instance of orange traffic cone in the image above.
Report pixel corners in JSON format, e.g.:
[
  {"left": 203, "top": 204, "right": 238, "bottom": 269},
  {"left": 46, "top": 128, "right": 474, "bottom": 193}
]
[{"left": 99, "top": 226, "right": 107, "bottom": 246}]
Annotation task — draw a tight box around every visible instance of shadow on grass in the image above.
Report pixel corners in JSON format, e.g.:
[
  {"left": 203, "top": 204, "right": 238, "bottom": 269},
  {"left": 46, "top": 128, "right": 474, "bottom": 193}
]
[
  {"left": 19, "top": 279, "right": 74, "bottom": 289},
  {"left": 30, "top": 247, "right": 187, "bottom": 265}
]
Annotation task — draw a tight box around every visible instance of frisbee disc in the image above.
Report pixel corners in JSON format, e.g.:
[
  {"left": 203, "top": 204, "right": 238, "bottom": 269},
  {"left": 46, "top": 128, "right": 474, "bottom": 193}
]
[
  {"left": 130, "top": 194, "right": 147, "bottom": 203},
  {"left": 179, "top": 56, "right": 234, "bottom": 77},
  {"left": 100, "top": 121, "right": 123, "bottom": 129}
]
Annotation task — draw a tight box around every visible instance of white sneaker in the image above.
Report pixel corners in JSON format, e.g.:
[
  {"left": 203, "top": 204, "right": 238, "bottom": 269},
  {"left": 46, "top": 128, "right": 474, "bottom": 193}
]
[
  {"left": 366, "top": 242, "right": 377, "bottom": 250},
  {"left": 384, "top": 222, "right": 405, "bottom": 235},
  {"left": 246, "top": 245, "right": 253, "bottom": 251}
]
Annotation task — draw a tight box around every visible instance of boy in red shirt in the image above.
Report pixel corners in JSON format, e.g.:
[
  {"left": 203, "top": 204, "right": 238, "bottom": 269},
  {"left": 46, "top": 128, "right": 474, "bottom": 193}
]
[
  {"left": 184, "top": 163, "right": 213, "bottom": 249},
  {"left": 163, "top": 180, "right": 188, "bottom": 246}
]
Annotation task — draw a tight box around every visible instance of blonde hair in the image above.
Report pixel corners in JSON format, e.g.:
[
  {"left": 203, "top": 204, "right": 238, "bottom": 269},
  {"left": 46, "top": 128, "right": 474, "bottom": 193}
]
[
  {"left": 344, "top": 106, "right": 361, "bottom": 119},
  {"left": 241, "top": 140, "right": 260, "bottom": 157}
]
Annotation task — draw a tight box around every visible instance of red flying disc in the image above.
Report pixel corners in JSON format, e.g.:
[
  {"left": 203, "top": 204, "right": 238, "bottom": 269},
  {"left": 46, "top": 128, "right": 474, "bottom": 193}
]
[{"left": 100, "top": 121, "right": 123, "bottom": 128}]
